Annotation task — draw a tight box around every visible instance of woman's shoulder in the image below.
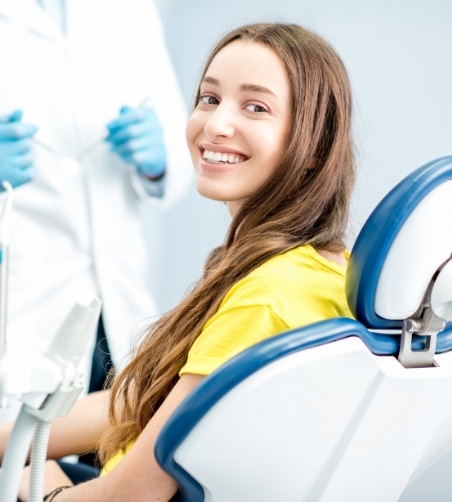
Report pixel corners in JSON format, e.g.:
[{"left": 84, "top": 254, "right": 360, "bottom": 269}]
[
  {"left": 242, "top": 244, "right": 352, "bottom": 326},
  {"left": 222, "top": 244, "right": 348, "bottom": 309},
  {"left": 249, "top": 244, "right": 347, "bottom": 281}
]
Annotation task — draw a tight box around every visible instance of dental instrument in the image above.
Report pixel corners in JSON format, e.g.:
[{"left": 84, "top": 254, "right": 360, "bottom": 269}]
[
  {"left": 31, "top": 95, "right": 153, "bottom": 175},
  {"left": 0, "top": 181, "right": 12, "bottom": 370}
]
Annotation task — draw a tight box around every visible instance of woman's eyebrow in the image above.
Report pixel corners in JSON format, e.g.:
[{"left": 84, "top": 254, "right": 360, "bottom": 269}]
[
  {"left": 240, "top": 83, "right": 276, "bottom": 97},
  {"left": 202, "top": 76, "right": 219, "bottom": 85},
  {"left": 202, "top": 76, "right": 276, "bottom": 97}
]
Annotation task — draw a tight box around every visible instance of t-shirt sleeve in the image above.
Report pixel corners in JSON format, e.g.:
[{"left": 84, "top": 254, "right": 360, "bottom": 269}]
[{"left": 179, "top": 304, "right": 289, "bottom": 377}]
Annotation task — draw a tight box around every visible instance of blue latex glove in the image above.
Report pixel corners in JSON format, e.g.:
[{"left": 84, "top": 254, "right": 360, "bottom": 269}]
[
  {"left": 106, "top": 106, "right": 166, "bottom": 179},
  {"left": 0, "top": 109, "right": 38, "bottom": 190}
]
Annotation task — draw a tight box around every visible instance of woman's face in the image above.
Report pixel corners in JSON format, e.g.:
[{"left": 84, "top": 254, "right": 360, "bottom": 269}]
[{"left": 186, "top": 40, "right": 292, "bottom": 217}]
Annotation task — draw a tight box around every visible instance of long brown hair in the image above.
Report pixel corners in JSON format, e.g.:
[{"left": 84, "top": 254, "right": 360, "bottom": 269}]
[{"left": 98, "top": 22, "right": 355, "bottom": 463}]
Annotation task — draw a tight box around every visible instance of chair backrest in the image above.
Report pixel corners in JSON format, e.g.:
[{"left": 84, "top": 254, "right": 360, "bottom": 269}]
[
  {"left": 155, "top": 156, "right": 452, "bottom": 502},
  {"left": 347, "top": 155, "right": 452, "bottom": 329}
]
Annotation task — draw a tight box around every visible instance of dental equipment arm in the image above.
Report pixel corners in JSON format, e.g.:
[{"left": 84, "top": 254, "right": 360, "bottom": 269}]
[
  {"left": 0, "top": 390, "right": 110, "bottom": 463},
  {"left": 0, "top": 181, "right": 12, "bottom": 371},
  {"left": 0, "top": 297, "right": 102, "bottom": 502}
]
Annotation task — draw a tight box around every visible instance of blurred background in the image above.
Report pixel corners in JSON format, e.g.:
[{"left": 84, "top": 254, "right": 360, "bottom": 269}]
[{"left": 146, "top": 1, "right": 452, "bottom": 499}]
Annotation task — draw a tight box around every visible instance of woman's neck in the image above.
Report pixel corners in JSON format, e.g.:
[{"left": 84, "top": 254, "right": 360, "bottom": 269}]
[{"left": 317, "top": 249, "right": 347, "bottom": 267}]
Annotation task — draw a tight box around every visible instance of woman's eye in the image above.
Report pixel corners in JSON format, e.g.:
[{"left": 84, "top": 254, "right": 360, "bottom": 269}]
[
  {"left": 199, "top": 95, "right": 219, "bottom": 105},
  {"left": 245, "top": 103, "right": 268, "bottom": 113}
]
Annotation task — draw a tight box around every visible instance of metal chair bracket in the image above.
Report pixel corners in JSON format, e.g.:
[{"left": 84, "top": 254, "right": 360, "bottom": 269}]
[{"left": 398, "top": 274, "right": 446, "bottom": 368}]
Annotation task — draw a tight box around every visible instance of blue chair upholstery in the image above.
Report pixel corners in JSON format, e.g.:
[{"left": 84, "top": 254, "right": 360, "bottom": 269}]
[{"left": 155, "top": 156, "right": 452, "bottom": 502}]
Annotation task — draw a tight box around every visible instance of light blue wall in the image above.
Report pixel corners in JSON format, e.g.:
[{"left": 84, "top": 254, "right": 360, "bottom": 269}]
[{"left": 151, "top": 1, "right": 452, "bottom": 499}]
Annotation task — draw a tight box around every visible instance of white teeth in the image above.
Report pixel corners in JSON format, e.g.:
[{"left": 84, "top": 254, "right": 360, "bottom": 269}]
[{"left": 202, "top": 149, "right": 246, "bottom": 164}]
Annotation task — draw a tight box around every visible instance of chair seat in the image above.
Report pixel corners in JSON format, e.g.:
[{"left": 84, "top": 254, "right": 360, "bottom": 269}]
[
  {"left": 168, "top": 335, "right": 452, "bottom": 501},
  {"left": 156, "top": 319, "right": 452, "bottom": 502}
]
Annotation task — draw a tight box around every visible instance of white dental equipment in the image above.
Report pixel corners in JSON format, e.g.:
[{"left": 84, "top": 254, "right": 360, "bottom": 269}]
[
  {"left": 0, "top": 181, "right": 12, "bottom": 370},
  {"left": 0, "top": 185, "right": 102, "bottom": 502}
]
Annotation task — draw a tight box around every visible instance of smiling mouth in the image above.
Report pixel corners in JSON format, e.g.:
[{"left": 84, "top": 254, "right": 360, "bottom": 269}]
[{"left": 201, "top": 148, "right": 249, "bottom": 165}]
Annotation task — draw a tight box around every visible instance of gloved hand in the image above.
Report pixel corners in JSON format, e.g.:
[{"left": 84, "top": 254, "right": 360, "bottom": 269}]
[
  {"left": 106, "top": 106, "right": 166, "bottom": 179},
  {"left": 0, "top": 109, "right": 38, "bottom": 190}
]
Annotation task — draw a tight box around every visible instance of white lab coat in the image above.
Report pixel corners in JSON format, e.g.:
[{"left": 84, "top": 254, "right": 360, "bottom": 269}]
[{"left": 0, "top": 0, "right": 192, "bottom": 382}]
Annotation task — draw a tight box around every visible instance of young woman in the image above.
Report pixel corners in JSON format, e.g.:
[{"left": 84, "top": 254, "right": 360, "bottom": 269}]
[{"left": 17, "top": 22, "right": 355, "bottom": 501}]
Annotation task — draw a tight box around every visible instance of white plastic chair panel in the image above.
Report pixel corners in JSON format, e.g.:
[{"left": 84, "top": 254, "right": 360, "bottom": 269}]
[{"left": 174, "top": 338, "right": 452, "bottom": 502}]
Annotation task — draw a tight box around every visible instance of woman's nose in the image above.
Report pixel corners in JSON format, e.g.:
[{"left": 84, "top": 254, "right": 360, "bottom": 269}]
[{"left": 204, "top": 104, "right": 235, "bottom": 139}]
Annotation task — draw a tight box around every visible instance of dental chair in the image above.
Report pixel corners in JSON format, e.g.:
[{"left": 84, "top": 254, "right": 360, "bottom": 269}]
[{"left": 155, "top": 156, "right": 452, "bottom": 502}]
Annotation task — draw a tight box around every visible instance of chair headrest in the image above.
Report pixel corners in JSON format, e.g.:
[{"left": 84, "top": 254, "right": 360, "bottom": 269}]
[{"left": 346, "top": 156, "right": 452, "bottom": 329}]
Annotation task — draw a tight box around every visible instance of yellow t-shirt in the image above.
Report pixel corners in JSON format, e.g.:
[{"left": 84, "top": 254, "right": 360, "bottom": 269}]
[
  {"left": 102, "top": 244, "right": 353, "bottom": 475},
  {"left": 179, "top": 244, "right": 353, "bottom": 376}
]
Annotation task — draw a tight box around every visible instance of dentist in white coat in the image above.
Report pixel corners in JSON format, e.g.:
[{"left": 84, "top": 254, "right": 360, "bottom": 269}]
[{"left": 0, "top": 0, "right": 192, "bottom": 393}]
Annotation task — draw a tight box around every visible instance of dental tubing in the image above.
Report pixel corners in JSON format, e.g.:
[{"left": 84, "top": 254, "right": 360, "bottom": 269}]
[
  {"left": 29, "top": 420, "right": 52, "bottom": 502},
  {"left": 0, "top": 406, "right": 38, "bottom": 502},
  {"left": 0, "top": 298, "right": 102, "bottom": 502}
]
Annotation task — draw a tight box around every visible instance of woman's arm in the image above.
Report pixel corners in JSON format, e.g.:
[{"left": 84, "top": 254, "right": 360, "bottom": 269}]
[
  {"left": 47, "top": 390, "right": 111, "bottom": 459},
  {"left": 0, "top": 390, "right": 110, "bottom": 462},
  {"left": 27, "top": 374, "right": 204, "bottom": 502}
]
